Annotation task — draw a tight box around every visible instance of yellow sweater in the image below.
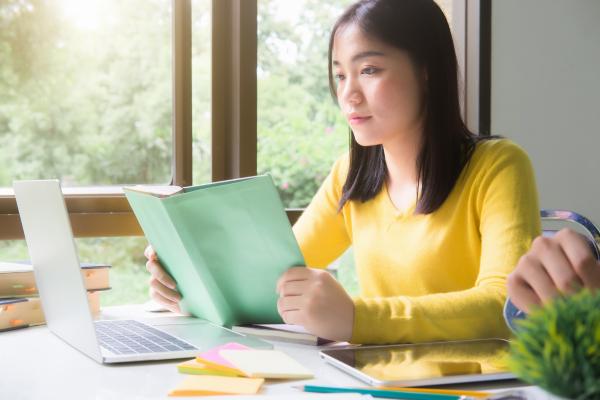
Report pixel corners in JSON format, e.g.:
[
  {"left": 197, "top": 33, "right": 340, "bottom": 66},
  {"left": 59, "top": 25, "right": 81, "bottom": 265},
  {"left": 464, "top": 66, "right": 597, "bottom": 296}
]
[{"left": 292, "top": 139, "right": 541, "bottom": 344}]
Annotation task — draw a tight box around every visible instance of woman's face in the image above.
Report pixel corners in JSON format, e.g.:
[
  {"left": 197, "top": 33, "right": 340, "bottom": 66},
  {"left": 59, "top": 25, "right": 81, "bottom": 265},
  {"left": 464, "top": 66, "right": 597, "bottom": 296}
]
[{"left": 332, "top": 23, "right": 425, "bottom": 147}]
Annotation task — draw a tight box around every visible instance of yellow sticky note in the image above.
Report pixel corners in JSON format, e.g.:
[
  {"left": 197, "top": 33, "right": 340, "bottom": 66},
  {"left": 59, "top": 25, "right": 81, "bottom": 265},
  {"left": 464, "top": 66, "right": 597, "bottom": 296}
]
[
  {"left": 168, "top": 375, "right": 264, "bottom": 397},
  {"left": 176, "top": 359, "right": 242, "bottom": 377},
  {"left": 219, "top": 349, "right": 314, "bottom": 379}
]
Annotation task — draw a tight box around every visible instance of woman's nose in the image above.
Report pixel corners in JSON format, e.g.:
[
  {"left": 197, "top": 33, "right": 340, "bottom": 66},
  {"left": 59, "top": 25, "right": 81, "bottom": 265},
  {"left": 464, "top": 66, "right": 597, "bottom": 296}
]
[{"left": 340, "top": 77, "right": 363, "bottom": 107}]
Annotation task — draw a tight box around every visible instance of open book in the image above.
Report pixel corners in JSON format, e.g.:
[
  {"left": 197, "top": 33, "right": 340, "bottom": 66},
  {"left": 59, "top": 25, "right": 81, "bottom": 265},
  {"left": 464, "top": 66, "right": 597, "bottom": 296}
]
[{"left": 124, "top": 175, "right": 305, "bottom": 327}]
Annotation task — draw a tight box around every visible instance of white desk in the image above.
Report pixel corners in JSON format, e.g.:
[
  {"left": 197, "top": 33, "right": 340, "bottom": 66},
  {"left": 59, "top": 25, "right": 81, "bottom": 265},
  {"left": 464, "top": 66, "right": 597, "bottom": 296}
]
[{"left": 0, "top": 305, "right": 555, "bottom": 400}]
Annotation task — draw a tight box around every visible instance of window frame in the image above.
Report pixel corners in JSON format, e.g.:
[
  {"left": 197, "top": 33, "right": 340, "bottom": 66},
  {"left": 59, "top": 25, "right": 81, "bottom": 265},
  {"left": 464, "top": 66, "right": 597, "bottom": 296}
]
[{"left": 0, "top": 0, "right": 479, "bottom": 240}]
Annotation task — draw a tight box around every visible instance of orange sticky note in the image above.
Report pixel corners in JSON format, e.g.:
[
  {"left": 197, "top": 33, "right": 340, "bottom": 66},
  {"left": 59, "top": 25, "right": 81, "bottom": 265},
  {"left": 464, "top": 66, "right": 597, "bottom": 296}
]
[{"left": 168, "top": 375, "right": 264, "bottom": 397}]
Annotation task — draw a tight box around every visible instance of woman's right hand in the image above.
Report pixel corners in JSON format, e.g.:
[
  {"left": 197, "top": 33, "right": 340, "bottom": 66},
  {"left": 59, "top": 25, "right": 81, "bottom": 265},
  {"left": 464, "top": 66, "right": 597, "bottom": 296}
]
[
  {"left": 507, "top": 228, "right": 600, "bottom": 313},
  {"left": 144, "top": 245, "right": 182, "bottom": 313}
]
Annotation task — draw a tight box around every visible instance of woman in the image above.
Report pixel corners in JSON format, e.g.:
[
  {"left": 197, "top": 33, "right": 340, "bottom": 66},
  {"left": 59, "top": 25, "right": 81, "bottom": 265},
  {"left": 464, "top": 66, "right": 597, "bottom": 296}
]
[{"left": 146, "top": 0, "right": 541, "bottom": 344}]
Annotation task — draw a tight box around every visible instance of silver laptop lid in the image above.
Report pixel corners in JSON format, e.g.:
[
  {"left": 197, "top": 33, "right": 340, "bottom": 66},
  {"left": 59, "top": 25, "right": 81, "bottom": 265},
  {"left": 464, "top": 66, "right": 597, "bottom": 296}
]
[{"left": 13, "top": 180, "right": 102, "bottom": 363}]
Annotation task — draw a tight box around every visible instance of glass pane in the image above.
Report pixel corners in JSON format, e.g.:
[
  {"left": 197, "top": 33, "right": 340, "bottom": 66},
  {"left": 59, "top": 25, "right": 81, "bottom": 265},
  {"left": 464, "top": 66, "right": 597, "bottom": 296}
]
[
  {"left": 257, "top": 0, "right": 354, "bottom": 208},
  {"left": 192, "top": 0, "right": 212, "bottom": 184},
  {"left": 0, "top": 0, "right": 172, "bottom": 186},
  {"left": 0, "top": 237, "right": 150, "bottom": 307}
]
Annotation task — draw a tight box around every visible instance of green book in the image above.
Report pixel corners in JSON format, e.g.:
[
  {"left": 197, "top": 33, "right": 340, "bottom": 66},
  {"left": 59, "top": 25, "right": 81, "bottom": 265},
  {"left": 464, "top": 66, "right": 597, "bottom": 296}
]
[{"left": 123, "top": 175, "right": 305, "bottom": 327}]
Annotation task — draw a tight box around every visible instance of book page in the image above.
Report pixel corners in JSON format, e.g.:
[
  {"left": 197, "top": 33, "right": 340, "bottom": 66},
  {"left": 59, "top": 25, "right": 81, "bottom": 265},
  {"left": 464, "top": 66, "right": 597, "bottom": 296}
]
[{"left": 122, "top": 185, "right": 183, "bottom": 198}]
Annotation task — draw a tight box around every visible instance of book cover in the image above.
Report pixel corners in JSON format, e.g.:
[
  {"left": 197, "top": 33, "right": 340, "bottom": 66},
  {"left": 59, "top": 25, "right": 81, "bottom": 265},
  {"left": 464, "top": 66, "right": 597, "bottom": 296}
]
[
  {"left": 0, "top": 291, "right": 101, "bottom": 331},
  {"left": 0, "top": 261, "right": 111, "bottom": 298},
  {"left": 124, "top": 175, "right": 305, "bottom": 327}
]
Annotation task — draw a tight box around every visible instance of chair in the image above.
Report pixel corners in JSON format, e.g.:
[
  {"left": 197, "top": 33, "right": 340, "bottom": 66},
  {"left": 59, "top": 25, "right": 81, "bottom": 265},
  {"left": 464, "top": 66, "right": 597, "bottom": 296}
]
[{"left": 503, "top": 209, "right": 600, "bottom": 332}]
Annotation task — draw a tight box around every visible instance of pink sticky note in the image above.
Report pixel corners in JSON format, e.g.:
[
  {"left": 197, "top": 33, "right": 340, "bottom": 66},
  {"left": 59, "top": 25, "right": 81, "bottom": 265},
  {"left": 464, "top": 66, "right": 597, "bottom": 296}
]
[{"left": 199, "top": 342, "right": 250, "bottom": 369}]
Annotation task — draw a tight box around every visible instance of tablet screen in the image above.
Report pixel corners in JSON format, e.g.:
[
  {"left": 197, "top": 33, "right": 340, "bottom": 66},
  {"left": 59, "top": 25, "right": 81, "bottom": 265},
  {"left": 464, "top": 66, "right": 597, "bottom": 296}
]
[{"left": 320, "top": 339, "right": 513, "bottom": 386}]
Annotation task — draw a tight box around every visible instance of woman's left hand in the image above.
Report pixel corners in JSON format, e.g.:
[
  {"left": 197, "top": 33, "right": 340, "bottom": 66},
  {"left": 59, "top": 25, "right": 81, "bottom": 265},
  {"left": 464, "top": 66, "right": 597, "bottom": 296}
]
[{"left": 276, "top": 267, "right": 354, "bottom": 342}]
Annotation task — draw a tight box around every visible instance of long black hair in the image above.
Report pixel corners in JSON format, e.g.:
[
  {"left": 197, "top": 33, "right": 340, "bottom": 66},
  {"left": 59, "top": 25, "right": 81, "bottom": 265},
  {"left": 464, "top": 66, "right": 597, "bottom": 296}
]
[{"left": 329, "top": 0, "right": 491, "bottom": 214}]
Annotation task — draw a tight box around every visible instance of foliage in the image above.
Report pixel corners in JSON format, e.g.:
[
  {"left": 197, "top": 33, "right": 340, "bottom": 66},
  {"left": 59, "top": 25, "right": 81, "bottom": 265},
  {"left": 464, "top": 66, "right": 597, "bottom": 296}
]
[
  {"left": 509, "top": 290, "right": 600, "bottom": 400},
  {"left": 257, "top": 0, "right": 353, "bottom": 207}
]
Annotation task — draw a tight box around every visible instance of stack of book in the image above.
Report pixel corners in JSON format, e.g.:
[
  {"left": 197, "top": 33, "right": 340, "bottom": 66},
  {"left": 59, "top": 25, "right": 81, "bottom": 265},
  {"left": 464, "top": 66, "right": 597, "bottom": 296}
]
[{"left": 0, "top": 261, "right": 110, "bottom": 332}]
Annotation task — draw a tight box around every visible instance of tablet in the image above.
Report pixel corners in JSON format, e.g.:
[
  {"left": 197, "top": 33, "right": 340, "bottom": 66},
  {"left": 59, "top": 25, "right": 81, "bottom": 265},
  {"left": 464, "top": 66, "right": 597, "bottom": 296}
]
[{"left": 320, "top": 339, "right": 515, "bottom": 387}]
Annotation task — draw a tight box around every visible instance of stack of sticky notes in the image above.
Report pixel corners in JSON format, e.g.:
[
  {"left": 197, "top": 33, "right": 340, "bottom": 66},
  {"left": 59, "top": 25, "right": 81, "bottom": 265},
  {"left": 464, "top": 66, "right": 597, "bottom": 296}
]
[
  {"left": 219, "top": 349, "right": 314, "bottom": 379},
  {"left": 169, "top": 342, "right": 314, "bottom": 397},
  {"left": 177, "top": 342, "right": 249, "bottom": 377}
]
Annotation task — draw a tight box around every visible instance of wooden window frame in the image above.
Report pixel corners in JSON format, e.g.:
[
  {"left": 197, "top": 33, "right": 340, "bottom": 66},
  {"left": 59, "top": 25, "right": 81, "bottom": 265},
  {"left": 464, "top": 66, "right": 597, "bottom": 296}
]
[{"left": 0, "top": 0, "right": 477, "bottom": 240}]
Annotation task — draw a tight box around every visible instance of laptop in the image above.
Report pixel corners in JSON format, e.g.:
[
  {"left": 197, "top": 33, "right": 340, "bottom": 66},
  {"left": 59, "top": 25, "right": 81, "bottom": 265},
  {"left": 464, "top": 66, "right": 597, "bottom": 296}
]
[{"left": 13, "top": 179, "right": 269, "bottom": 364}]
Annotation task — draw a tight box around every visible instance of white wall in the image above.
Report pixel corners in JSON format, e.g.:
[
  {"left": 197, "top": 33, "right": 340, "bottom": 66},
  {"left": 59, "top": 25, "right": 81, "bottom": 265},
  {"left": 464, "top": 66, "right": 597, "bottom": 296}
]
[{"left": 491, "top": 0, "right": 600, "bottom": 225}]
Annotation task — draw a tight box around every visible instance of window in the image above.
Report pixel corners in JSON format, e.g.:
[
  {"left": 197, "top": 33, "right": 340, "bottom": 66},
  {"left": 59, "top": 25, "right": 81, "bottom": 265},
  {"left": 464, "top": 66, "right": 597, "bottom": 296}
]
[{"left": 0, "top": 0, "right": 173, "bottom": 186}]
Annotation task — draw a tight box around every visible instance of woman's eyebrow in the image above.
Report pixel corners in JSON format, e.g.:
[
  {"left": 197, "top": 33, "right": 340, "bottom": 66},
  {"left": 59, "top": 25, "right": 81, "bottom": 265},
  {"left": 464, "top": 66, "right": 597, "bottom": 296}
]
[{"left": 332, "top": 50, "right": 386, "bottom": 66}]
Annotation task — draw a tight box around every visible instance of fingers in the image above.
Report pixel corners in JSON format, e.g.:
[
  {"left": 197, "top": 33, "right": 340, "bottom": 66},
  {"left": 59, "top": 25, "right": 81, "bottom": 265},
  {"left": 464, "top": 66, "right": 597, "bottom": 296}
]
[
  {"left": 277, "top": 296, "right": 304, "bottom": 325},
  {"left": 538, "top": 236, "right": 583, "bottom": 295},
  {"left": 276, "top": 266, "right": 309, "bottom": 294},
  {"left": 278, "top": 280, "right": 306, "bottom": 297},
  {"left": 149, "top": 284, "right": 181, "bottom": 314},
  {"left": 149, "top": 277, "right": 181, "bottom": 303},
  {"left": 145, "top": 259, "right": 177, "bottom": 290},
  {"left": 557, "top": 229, "right": 600, "bottom": 290},
  {"left": 517, "top": 253, "right": 559, "bottom": 305},
  {"left": 144, "top": 245, "right": 157, "bottom": 261},
  {"left": 277, "top": 294, "right": 302, "bottom": 312},
  {"left": 280, "top": 310, "right": 303, "bottom": 325},
  {"left": 507, "top": 272, "right": 541, "bottom": 314}
]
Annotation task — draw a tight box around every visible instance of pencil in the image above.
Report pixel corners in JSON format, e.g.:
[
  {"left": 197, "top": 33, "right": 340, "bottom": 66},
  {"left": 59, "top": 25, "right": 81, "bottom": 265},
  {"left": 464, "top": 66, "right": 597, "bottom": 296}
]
[
  {"left": 377, "top": 387, "right": 490, "bottom": 398},
  {"left": 299, "top": 384, "right": 474, "bottom": 400}
]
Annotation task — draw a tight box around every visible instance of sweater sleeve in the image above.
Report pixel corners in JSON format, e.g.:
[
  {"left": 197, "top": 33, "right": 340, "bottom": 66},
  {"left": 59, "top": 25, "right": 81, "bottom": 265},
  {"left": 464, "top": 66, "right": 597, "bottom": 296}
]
[
  {"left": 292, "top": 155, "right": 352, "bottom": 269},
  {"left": 351, "top": 143, "right": 541, "bottom": 344}
]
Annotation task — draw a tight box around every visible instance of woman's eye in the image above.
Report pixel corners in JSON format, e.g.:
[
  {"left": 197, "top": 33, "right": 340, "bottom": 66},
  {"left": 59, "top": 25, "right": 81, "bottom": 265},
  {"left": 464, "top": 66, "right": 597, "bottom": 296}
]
[
  {"left": 335, "top": 73, "right": 345, "bottom": 81},
  {"left": 361, "top": 66, "right": 378, "bottom": 75}
]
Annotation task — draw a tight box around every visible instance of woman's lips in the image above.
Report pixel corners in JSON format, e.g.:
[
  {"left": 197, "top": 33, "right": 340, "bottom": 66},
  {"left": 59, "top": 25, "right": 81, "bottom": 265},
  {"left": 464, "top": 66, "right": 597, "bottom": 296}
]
[{"left": 349, "top": 116, "right": 372, "bottom": 125}]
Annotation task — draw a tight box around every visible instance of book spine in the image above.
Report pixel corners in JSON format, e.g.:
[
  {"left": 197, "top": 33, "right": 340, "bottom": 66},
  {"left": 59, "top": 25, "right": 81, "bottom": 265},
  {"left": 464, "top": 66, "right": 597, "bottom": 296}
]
[
  {"left": 0, "top": 292, "right": 100, "bottom": 331},
  {"left": 0, "top": 267, "right": 110, "bottom": 298}
]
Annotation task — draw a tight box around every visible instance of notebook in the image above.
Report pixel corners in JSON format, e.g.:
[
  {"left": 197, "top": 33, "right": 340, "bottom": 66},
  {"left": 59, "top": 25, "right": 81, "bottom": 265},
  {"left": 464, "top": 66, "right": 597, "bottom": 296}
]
[
  {"left": 123, "top": 175, "right": 305, "bottom": 327},
  {"left": 13, "top": 179, "right": 270, "bottom": 364},
  {"left": 232, "top": 323, "right": 334, "bottom": 346}
]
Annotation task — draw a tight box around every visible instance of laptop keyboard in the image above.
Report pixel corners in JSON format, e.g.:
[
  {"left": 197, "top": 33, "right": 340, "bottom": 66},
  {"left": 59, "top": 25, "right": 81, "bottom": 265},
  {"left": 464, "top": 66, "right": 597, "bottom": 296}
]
[{"left": 95, "top": 319, "right": 198, "bottom": 355}]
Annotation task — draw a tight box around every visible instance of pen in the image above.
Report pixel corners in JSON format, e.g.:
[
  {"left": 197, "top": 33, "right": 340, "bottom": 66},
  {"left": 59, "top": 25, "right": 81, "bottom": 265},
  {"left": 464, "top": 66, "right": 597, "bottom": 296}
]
[
  {"left": 377, "top": 387, "right": 490, "bottom": 398},
  {"left": 298, "top": 384, "right": 474, "bottom": 400}
]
